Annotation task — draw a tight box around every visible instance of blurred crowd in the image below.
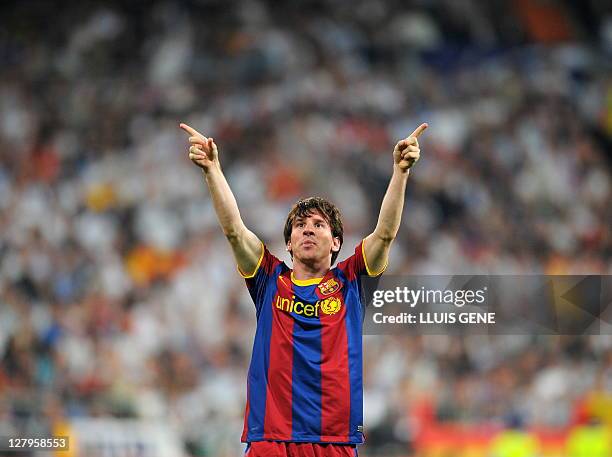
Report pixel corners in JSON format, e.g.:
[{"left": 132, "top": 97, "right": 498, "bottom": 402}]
[{"left": 1, "top": 1, "right": 611, "bottom": 456}]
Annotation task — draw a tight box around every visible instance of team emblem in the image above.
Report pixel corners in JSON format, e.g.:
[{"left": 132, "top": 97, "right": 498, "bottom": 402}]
[
  {"left": 318, "top": 278, "right": 340, "bottom": 296},
  {"left": 320, "top": 297, "right": 341, "bottom": 315}
]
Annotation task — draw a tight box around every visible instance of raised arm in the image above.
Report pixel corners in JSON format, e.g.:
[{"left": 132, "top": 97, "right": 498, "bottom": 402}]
[
  {"left": 179, "top": 123, "right": 263, "bottom": 276},
  {"left": 363, "top": 123, "right": 428, "bottom": 275}
]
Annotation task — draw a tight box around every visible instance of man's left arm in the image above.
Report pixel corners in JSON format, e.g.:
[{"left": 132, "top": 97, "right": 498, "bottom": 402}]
[{"left": 363, "top": 123, "right": 428, "bottom": 275}]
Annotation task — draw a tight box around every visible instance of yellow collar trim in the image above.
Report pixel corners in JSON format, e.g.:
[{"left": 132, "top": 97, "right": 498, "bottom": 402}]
[{"left": 291, "top": 272, "right": 323, "bottom": 286}]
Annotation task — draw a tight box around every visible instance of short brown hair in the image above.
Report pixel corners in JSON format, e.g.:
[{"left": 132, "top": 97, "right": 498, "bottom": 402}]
[{"left": 283, "top": 197, "right": 344, "bottom": 265}]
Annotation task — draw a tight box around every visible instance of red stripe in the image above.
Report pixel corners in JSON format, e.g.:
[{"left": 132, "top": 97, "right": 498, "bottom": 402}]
[
  {"left": 241, "top": 386, "right": 250, "bottom": 442},
  {"left": 263, "top": 291, "right": 294, "bottom": 440},
  {"left": 320, "top": 300, "right": 351, "bottom": 440},
  {"left": 335, "top": 242, "right": 364, "bottom": 282}
]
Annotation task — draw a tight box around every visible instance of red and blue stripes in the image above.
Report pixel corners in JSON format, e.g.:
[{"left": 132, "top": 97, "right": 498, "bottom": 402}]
[
  {"left": 320, "top": 299, "right": 351, "bottom": 441},
  {"left": 292, "top": 315, "right": 322, "bottom": 440},
  {"left": 242, "top": 244, "right": 368, "bottom": 444},
  {"left": 264, "top": 287, "right": 295, "bottom": 440}
]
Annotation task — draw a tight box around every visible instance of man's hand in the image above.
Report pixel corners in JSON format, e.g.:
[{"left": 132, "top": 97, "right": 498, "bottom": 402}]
[
  {"left": 393, "top": 123, "right": 428, "bottom": 172},
  {"left": 179, "top": 123, "right": 220, "bottom": 172},
  {"left": 178, "top": 123, "right": 263, "bottom": 275}
]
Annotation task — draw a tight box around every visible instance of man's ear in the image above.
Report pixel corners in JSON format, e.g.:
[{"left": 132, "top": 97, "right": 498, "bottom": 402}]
[
  {"left": 331, "top": 237, "right": 340, "bottom": 252},
  {"left": 286, "top": 241, "right": 292, "bottom": 251}
]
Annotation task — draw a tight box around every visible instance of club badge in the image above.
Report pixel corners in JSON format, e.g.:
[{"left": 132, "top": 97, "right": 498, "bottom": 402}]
[{"left": 318, "top": 277, "right": 340, "bottom": 296}]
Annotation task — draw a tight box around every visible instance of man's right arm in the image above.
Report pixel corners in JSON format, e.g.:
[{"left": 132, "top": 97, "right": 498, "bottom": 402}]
[{"left": 180, "top": 123, "right": 263, "bottom": 276}]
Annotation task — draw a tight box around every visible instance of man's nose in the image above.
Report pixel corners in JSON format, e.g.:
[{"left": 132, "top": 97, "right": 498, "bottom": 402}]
[{"left": 303, "top": 226, "right": 314, "bottom": 235}]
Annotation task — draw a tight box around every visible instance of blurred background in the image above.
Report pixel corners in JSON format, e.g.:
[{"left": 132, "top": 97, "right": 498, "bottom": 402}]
[{"left": 1, "top": 0, "right": 611, "bottom": 456}]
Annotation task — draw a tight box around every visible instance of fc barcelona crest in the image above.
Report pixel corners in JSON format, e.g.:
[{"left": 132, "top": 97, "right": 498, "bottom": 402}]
[{"left": 318, "top": 278, "right": 340, "bottom": 296}]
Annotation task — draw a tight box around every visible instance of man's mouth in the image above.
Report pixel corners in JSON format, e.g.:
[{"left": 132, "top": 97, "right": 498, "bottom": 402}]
[{"left": 302, "top": 240, "right": 316, "bottom": 247}]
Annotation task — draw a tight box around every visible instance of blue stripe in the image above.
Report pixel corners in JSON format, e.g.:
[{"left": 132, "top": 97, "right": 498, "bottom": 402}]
[
  {"left": 343, "top": 274, "right": 364, "bottom": 443},
  {"left": 246, "top": 264, "right": 283, "bottom": 441},
  {"left": 291, "top": 311, "right": 322, "bottom": 440}
]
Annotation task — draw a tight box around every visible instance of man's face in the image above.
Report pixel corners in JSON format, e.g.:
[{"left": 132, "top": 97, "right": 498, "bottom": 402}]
[{"left": 287, "top": 210, "right": 340, "bottom": 266}]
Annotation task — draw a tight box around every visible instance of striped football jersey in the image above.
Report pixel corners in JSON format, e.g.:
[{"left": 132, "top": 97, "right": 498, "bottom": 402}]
[{"left": 240, "top": 241, "right": 382, "bottom": 444}]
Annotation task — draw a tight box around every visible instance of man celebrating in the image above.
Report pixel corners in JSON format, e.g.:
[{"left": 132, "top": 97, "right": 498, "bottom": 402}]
[{"left": 179, "top": 121, "right": 427, "bottom": 457}]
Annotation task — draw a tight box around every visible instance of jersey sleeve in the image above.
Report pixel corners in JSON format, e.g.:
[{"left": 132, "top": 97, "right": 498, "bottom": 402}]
[
  {"left": 336, "top": 240, "right": 386, "bottom": 310},
  {"left": 239, "top": 243, "right": 283, "bottom": 316},
  {"left": 336, "top": 239, "right": 387, "bottom": 280}
]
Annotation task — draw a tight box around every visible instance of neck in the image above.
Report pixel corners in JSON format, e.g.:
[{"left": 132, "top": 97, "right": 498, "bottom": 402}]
[{"left": 292, "top": 258, "right": 331, "bottom": 280}]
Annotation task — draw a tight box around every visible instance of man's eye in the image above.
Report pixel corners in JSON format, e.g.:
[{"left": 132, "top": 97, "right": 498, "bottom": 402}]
[{"left": 315, "top": 223, "right": 322, "bottom": 228}]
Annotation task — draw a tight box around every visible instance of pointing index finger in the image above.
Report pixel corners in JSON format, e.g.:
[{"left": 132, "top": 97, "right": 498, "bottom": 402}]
[
  {"left": 410, "top": 123, "right": 428, "bottom": 139},
  {"left": 179, "top": 123, "right": 207, "bottom": 139}
]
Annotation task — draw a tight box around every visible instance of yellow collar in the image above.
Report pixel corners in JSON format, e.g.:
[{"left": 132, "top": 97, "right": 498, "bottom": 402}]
[{"left": 291, "top": 272, "right": 323, "bottom": 286}]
